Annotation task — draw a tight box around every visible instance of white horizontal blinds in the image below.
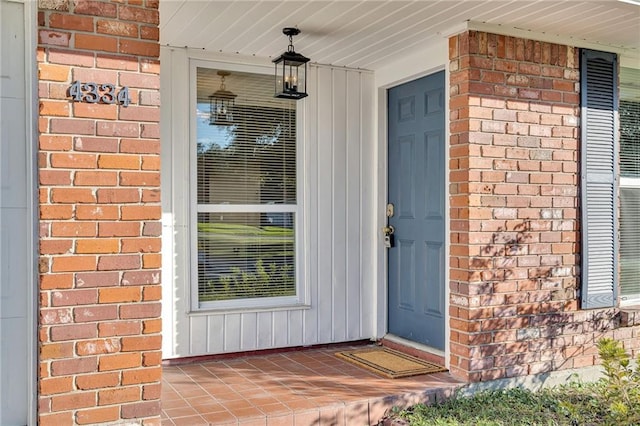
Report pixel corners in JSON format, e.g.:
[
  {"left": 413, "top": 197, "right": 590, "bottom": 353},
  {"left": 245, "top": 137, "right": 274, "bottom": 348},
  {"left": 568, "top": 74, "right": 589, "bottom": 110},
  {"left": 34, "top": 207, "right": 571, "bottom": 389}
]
[
  {"left": 619, "top": 67, "right": 640, "bottom": 300},
  {"left": 196, "top": 67, "right": 296, "bottom": 303},
  {"left": 580, "top": 49, "right": 618, "bottom": 309},
  {"left": 620, "top": 188, "right": 640, "bottom": 298}
]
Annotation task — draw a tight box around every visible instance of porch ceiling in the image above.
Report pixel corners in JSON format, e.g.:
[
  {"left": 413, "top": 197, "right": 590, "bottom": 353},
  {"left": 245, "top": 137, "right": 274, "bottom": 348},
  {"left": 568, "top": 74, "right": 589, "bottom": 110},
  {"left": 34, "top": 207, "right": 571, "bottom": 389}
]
[{"left": 160, "top": 1, "right": 640, "bottom": 70}]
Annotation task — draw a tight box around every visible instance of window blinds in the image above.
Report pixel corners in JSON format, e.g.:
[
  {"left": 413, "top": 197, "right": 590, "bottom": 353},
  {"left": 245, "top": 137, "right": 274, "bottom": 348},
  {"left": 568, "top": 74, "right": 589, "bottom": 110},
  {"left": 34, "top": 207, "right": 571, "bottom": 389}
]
[
  {"left": 619, "top": 67, "right": 640, "bottom": 300},
  {"left": 195, "top": 68, "right": 297, "bottom": 303}
]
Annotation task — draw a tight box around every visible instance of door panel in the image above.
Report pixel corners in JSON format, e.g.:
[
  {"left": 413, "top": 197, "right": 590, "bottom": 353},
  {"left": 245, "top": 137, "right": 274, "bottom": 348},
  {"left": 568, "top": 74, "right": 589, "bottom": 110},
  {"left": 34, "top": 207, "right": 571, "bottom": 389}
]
[{"left": 387, "top": 71, "right": 445, "bottom": 350}]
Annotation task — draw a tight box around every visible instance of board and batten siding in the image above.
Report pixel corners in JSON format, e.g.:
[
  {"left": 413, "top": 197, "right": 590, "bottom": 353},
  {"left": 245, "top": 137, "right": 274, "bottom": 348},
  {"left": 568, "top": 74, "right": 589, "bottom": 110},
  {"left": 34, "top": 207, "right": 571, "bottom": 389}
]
[{"left": 161, "top": 47, "right": 376, "bottom": 358}]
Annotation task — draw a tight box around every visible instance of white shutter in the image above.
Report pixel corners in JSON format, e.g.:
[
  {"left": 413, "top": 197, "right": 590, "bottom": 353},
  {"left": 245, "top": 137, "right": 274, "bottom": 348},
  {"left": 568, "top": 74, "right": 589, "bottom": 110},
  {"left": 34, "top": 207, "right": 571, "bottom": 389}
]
[
  {"left": 580, "top": 49, "right": 618, "bottom": 309},
  {"left": 195, "top": 67, "right": 297, "bottom": 304}
]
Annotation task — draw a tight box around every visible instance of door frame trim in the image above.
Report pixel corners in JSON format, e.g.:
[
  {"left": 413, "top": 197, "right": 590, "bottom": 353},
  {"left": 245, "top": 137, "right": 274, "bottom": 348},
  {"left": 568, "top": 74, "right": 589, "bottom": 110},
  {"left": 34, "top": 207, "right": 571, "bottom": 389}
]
[{"left": 375, "top": 62, "right": 450, "bottom": 368}]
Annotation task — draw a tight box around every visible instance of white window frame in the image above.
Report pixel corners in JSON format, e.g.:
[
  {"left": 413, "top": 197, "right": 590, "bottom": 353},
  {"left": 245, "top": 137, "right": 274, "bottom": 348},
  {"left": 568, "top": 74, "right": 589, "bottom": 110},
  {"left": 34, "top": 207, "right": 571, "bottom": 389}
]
[
  {"left": 619, "top": 64, "right": 640, "bottom": 307},
  {"left": 188, "top": 58, "right": 307, "bottom": 312},
  {"left": 619, "top": 178, "right": 640, "bottom": 306}
]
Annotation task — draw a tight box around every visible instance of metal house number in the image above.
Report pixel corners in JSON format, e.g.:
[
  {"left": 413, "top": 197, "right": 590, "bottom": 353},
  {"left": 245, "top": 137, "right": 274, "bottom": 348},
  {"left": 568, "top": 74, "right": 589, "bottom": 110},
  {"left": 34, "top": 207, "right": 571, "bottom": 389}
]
[{"left": 68, "top": 81, "right": 131, "bottom": 107}]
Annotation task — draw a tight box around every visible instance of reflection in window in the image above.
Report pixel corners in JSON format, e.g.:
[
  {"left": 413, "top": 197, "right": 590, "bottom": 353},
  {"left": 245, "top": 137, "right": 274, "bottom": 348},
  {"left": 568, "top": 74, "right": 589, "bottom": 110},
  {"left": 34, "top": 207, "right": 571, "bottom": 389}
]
[{"left": 195, "top": 68, "right": 297, "bottom": 304}]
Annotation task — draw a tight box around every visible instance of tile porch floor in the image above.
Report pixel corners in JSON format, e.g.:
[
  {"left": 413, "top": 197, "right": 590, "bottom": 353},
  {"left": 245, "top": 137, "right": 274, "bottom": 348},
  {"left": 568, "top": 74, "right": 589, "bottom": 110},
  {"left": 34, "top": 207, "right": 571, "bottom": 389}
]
[{"left": 161, "top": 344, "right": 463, "bottom": 426}]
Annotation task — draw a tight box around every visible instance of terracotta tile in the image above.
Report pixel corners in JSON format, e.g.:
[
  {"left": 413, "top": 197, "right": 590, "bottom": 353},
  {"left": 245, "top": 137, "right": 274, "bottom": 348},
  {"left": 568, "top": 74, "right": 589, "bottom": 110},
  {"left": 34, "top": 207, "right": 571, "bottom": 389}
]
[
  {"left": 163, "top": 406, "right": 198, "bottom": 419},
  {"left": 172, "top": 415, "right": 210, "bottom": 426},
  {"left": 201, "top": 410, "right": 237, "bottom": 424},
  {"left": 239, "top": 417, "right": 268, "bottom": 426},
  {"left": 258, "top": 402, "right": 292, "bottom": 416},
  {"left": 162, "top": 398, "right": 190, "bottom": 410},
  {"left": 266, "top": 413, "right": 294, "bottom": 426},
  {"left": 228, "top": 406, "right": 265, "bottom": 419},
  {"left": 293, "top": 410, "right": 320, "bottom": 425},
  {"left": 318, "top": 406, "right": 345, "bottom": 426}
]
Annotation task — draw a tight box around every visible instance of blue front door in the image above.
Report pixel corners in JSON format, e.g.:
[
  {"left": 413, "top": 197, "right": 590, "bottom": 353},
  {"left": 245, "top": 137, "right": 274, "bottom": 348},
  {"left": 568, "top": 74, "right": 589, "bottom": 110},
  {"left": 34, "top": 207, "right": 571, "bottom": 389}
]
[{"left": 387, "top": 71, "right": 446, "bottom": 350}]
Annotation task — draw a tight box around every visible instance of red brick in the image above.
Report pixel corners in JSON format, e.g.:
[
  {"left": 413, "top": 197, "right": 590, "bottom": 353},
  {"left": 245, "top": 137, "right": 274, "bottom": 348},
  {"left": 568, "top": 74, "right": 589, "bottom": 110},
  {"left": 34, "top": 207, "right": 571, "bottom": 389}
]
[
  {"left": 51, "top": 222, "right": 96, "bottom": 237},
  {"left": 120, "top": 138, "right": 160, "bottom": 154},
  {"left": 140, "top": 123, "right": 159, "bottom": 138},
  {"left": 40, "top": 412, "right": 74, "bottom": 426},
  {"left": 50, "top": 118, "right": 95, "bottom": 135},
  {"left": 121, "top": 335, "right": 161, "bottom": 352},
  {"left": 41, "top": 273, "right": 74, "bottom": 290},
  {"left": 51, "top": 356, "right": 97, "bottom": 376},
  {"left": 51, "top": 391, "right": 97, "bottom": 411},
  {"left": 50, "top": 323, "right": 97, "bottom": 341},
  {"left": 75, "top": 371, "right": 120, "bottom": 390},
  {"left": 74, "top": 103, "right": 118, "bottom": 120},
  {"left": 120, "top": 171, "right": 160, "bottom": 186},
  {"left": 75, "top": 33, "right": 118, "bottom": 52},
  {"left": 142, "top": 156, "right": 160, "bottom": 170},
  {"left": 40, "top": 100, "right": 70, "bottom": 116},
  {"left": 121, "top": 206, "right": 161, "bottom": 220},
  {"left": 76, "top": 338, "right": 121, "bottom": 356},
  {"left": 120, "top": 73, "right": 160, "bottom": 90},
  {"left": 140, "top": 26, "right": 159, "bottom": 41},
  {"left": 98, "top": 320, "right": 142, "bottom": 337},
  {"left": 97, "top": 254, "right": 141, "bottom": 271},
  {"left": 98, "top": 287, "right": 141, "bottom": 303},
  {"left": 98, "top": 386, "right": 140, "bottom": 405},
  {"left": 97, "top": 19, "right": 138, "bottom": 37},
  {"left": 76, "top": 406, "right": 119, "bottom": 425},
  {"left": 141, "top": 188, "right": 160, "bottom": 202},
  {"left": 96, "top": 54, "right": 139, "bottom": 71},
  {"left": 40, "top": 308, "right": 73, "bottom": 325},
  {"left": 74, "top": 0, "right": 117, "bottom": 18},
  {"left": 121, "top": 400, "right": 161, "bottom": 419},
  {"left": 142, "top": 383, "right": 161, "bottom": 400},
  {"left": 40, "top": 376, "right": 74, "bottom": 395},
  {"left": 96, "top": 188, "right": 140, "bottom": 203},
  {"left": 51, "top": 256, "right": 97, "bottom": 272},
  {"left": 122, "top": 270, "right": 160, "bottom": 286},
  {"left": 142, "top": 253, "right": 161, "bottom": 269},
  {"left": 121, "top": 366, "right": 161, "bottom": 385},
  {"left": 118, "top": 5, "right": 159, "bottom": 24},
  {"left": 39, "top": 30, "right": 71, "bottom": 47},
  {"left": 74, "top": 170, "right": 118, "bottom": 186},
  {"left": 40, "top": 170, "right": 72, "bottom": 185},
  {"left": 98, "top": 221, "right": 140, "bottom": 237},
  {"left": 76, "top": 271, "right": 120, "bottom": 288},
  {"left": 98, "top": 154, "right": 140, "bottom": 169},
  {"left": 40, "top": 239, "right": 73, "bottom": 255},
  {"left": 142, "top": 318, "right": 161, "bottom": 333},
  {"left": 74, "top": 305, "right": 118, "bottom": 323},
  {"left": 51, "top": 289, "right": 98, "bottom": 306},
  {"left": 49, "top": 13, "right": 94, "bottom": 31},
  {"left": 40, "top": 135, "right": 73, "bottom": 151},
  {"left": 50, "top": 153, "right": 97, "bottom": 169},
  {"left": 76, "top": 205, "right": 119, "bottom": 220},
  {"left": 120, "top": 302, "right": 161, "bottom": 319},
  {"left": 47, "top": 49, "right": 95, "bottom": 67}
]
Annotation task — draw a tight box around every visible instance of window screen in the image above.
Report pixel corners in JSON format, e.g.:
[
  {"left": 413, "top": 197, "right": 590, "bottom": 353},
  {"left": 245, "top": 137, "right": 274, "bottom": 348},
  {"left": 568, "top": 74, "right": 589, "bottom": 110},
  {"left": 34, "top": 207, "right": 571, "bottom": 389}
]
[
  {"left": 619, "top": 66, "right": 640, "bottom": 301},
  {"left": 195, "top": 68, "right": 297, "bottom": 303}
]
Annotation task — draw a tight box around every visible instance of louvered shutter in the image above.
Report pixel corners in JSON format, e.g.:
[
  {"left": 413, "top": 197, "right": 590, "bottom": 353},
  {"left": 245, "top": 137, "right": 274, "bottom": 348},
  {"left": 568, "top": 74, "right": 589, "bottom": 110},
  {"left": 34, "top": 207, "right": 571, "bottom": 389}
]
[{"left": 580, "top": 49, "right": 618, "bottom": 309}]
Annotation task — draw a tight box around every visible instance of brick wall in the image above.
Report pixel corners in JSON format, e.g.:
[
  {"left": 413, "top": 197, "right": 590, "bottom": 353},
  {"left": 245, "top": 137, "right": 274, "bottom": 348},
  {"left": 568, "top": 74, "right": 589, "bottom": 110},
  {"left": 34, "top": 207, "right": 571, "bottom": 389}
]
[
  {"left": 37, "top": 0, "right": 161, "bottom": 424},
  {"left": 448, "top": 31, "right": 640, "bottom": 382}
]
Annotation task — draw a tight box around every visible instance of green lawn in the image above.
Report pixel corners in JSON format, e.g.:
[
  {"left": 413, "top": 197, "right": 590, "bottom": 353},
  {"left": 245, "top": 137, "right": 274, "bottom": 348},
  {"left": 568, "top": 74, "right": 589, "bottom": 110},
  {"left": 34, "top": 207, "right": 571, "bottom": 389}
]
[{"left": 387, "top": 384, "right": 615, "bottom": 426}]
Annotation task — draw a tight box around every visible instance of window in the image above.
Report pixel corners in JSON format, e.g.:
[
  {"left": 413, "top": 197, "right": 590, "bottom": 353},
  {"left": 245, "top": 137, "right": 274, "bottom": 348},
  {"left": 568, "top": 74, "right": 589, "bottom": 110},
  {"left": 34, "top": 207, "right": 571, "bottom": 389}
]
[
  {"left": 619, "top": 66, "right": 640, "bottom": 305},
  {"left": 193, "top": 65, "right": 300, "bottom": 308}
]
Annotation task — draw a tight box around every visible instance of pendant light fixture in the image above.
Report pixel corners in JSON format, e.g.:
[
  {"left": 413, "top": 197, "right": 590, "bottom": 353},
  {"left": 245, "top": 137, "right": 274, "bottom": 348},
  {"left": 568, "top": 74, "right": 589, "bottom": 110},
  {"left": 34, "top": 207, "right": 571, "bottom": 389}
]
[
  {"left": 209, "top": 70, "right": 236, "bottom": 126},
  {"left": 273, "top": 27, "right": 309, "bottom": 100}
]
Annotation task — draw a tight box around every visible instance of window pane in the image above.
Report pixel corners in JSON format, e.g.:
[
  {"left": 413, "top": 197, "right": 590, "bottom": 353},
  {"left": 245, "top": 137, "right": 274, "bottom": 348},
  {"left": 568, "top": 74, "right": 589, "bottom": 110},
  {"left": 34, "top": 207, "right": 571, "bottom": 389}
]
[
  {"left": 620, "top": 67, "right": 640, "bottom": 178},
  {"left": 196, "top": 68, "right": 296, "bottom": 205},
  {"left": 620, "top": 187, "right": 640, "bottom": 298},
  {"left": 197, "top": 212, "right": 295, "bottom": 301}
]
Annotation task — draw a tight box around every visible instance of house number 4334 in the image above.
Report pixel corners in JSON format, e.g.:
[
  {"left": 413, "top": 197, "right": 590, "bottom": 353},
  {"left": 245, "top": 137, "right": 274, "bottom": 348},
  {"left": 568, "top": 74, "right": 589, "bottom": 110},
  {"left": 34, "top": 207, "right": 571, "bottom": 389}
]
[{"left": 69, "top": 81, "right": 131, "bottom": 107}]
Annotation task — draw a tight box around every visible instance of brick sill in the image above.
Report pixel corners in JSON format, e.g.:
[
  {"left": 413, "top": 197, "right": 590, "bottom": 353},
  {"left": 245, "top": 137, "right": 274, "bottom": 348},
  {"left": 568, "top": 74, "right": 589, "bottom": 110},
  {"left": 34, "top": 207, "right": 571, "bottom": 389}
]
[{"left": 619, "top": 306, "right": 640, "bottom": 327}]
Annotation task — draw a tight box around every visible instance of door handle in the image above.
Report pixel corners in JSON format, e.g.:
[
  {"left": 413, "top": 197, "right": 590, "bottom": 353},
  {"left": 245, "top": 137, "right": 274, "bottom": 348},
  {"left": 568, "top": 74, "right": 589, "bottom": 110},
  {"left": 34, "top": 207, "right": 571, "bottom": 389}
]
[{"left": 382, "top": 225, "right": 394, "bottom": 235}]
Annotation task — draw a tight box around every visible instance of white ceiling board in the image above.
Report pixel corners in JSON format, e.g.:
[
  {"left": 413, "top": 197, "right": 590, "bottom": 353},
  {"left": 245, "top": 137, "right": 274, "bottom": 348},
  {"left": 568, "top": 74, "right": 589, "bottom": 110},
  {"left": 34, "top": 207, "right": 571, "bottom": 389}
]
[{"left": 160, "top": 1, "right": 640, "bottom": 70}]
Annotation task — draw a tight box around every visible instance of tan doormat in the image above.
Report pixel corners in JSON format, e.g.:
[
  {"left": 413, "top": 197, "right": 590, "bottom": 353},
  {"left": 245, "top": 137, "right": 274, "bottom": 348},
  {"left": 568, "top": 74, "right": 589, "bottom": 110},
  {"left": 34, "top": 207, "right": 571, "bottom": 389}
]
[{"left": 335, "top": 347, "right": 447, "bottom": 379}]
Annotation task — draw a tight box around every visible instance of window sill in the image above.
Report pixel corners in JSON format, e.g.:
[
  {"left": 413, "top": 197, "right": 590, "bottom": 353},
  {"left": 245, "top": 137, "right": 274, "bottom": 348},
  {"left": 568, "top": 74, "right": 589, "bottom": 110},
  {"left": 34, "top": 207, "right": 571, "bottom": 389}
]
[
  {"left": 619, "top": 306, "right": 640, "bottom": 327},
  {"left": 188, "top": 303, "right": 312, "bottom": 316}
]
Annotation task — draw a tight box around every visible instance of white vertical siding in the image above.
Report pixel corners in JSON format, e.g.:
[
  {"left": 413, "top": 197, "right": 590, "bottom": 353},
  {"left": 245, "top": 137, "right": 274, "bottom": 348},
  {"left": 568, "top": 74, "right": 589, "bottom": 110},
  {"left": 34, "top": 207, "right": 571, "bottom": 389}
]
[{"left": 161, "top": 48, "right": 376, "bottom": 358}]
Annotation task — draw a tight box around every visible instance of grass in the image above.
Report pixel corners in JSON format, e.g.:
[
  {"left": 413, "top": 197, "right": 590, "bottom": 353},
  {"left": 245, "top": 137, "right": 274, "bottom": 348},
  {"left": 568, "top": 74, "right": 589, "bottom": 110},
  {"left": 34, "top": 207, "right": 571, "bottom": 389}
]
[{"left": 390, "top": 382, "right": 617, "bottom": 426}]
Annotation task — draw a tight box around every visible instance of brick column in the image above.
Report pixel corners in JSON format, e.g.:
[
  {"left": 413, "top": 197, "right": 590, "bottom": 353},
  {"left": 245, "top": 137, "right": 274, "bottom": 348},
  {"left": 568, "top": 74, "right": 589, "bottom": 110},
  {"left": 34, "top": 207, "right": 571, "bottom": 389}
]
[
  {"left": 448, "top": 31, "right": 581, "bottom": 382},
  {"left": 37, "top": 0, "right": 161, "bottom": 424}
]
